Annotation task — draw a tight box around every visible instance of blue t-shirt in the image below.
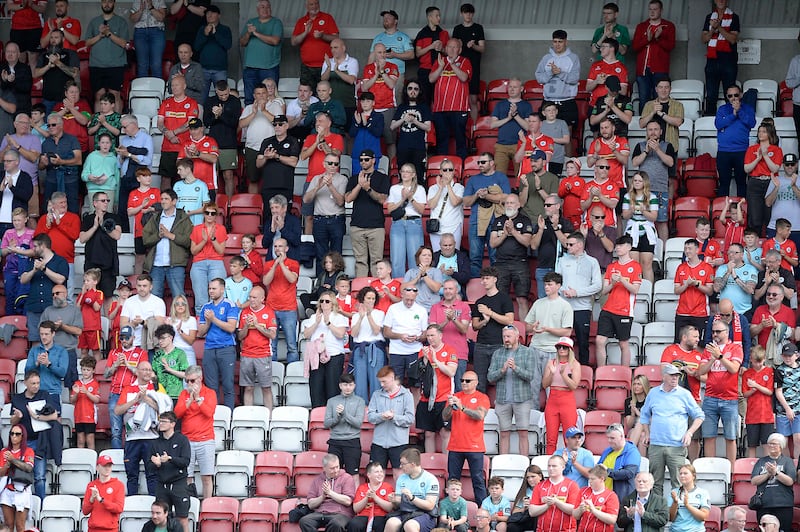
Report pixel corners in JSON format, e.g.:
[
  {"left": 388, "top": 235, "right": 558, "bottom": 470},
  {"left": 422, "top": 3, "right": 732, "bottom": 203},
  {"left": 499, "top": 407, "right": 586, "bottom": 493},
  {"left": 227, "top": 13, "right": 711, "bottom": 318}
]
[
  {"left": 558, "top": 447, "right": 596, "bottom": 488},
  {"left": 668, "top": 486, "right": 709, "bottom": 532},
  {"left": 463, "top": 172, "right": 511, "bottom": 226},
  {"left": 174, "top": 179, "right": 210, "bottom": 226},
  {"left": 199, "top": 298, "right": 239, "bottom": 348},
  {"left": 481, "top": 495, "right": 512, "bottom": 517},
  {"left": 396, "top": 470, "right": 440, "bottom": 514},
  {"left": 225, "top": 277, "right": 252, "bottom": 307},
  {"left": 492, "top": 100, "right": 532, "bottom": 145},
  {"left": 371, "top": 31, "right": 414, "bottom": 74},
  {"left": 715, "top": 263, "right": 759, "bottom": 314}
]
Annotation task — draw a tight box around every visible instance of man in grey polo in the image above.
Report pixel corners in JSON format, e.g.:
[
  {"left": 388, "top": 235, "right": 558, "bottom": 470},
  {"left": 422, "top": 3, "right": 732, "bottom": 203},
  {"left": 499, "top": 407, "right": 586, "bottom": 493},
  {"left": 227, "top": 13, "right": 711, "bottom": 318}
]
[{"left": 639, "top": 364, "right": 705, "bottom": 496}]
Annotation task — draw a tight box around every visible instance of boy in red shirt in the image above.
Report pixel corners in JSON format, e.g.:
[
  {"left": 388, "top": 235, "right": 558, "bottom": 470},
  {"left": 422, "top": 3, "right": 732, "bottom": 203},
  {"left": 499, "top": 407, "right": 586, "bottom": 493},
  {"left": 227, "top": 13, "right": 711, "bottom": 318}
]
[
  {"left": 371, "top": 259, "right": 401, "bottom": 313},
  {"left": 78, "top": 268, "right": 104, "bottom": 361},
  {"left": 81, "top": 455, "right": 125, "bottom": 532},
  {"left": 70, "top": 356, "right": 100, "bottom": 449},
  {"left": 719, "top": 197, "right": 745, "bottom": 254},
  {"left": 693, "top": 218, "right": 724, "bottom": 267},
  {"left": 741, "top": 346, "right": 775, "bottom": 458},
  {"left": 558, "top": 159, "right": 586, "bottom": 228},
  {"left": 762, "top": 218, "right": 799, "bottom": 273},
  {"left": 335, "top": 276, "right": 354, "bottom": 319},
  {"left": 107, "top": 279, "right": 132, "bottom": 351},
  {"left": 103, "top": 326, "right": 148, "bottom": 449},
  {"left": 127, "top": 168, "right": 161, "bottom": 254}
]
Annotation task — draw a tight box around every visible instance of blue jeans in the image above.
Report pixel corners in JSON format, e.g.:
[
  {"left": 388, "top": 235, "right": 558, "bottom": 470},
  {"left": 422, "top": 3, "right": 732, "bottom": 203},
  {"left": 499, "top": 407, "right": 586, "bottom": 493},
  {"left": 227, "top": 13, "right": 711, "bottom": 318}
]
[
  {"left": 705, "top": 57, "right": 738, "bottom": 115},
  {"left": 636, "top": 70, "right": 661, "bottom": 114},
  {"left": 468, "top": 223, "right": 496, "bottom": 278},
  {"left": 535, "top": 267, "right": 554, "bottom": 299},
  {"left": 26, "top": 311, "right": 42, "bottom": 341},
  {"left": 243, "top": 66, "right": 280, "bottom": 105},
  {"left": 272, "top": 310, "right": 299, "bottom": 363},
  {"left": 390, "top": 217, "right": 424, "bottom": 278},
  {"left": 150, "top": 265, "right": 186, "bottom": 299},
  {"left": 27, "top": 438, "right": 47, "bottom": 500},
  {"left": 133, "top": 27, "right": 166, "bottom": 78},
  {"left": 4, "top": 270, "right": 28, "bottom": 315},
  {"left": 203, "top": 345, "right": 236, "bottom": 410},
  {"left": 701, "top": 396, "right": 739, "bottom": 439},
  {"left": 202, "top": 68, "right": 228, "bottom": 106},
  {"left": 433, "top": 111, "right": 469, "bottom": 159},
  {"left": 108, "top": 392, "right": 124, "bottom": 448},
  {"left": 124, "top": 438, "right": 157, "bottom": 495},
  {"left": 447, "top": 451, "right": 487, "bottom": 505},
  {"left": 313, "top": 215, "right": 345, "bottom": 275},
  {"left": 716, "top": 150, "right": 747, "bottom": 197},
  {"left": 352, "top": 342, "right": 386, "bottom": 403},
  {"left": 452, "top": 359, "right": 468, "bottom": 393},
  {"left": 189, "top": 259, "right": 226, "bottom": 314}
]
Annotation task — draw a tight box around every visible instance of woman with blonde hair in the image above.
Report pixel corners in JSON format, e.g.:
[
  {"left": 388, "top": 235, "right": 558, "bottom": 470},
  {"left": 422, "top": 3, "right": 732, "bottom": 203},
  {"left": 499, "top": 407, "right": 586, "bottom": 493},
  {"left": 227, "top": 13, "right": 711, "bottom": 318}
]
[
  {"left": 625, "top": 374, "right": 650, "bottom": 455},
  {"left": 669, "top": 463, "right": 709, "bottom": 532},
  {"left": 302, "top": 290, "right": 349, "bottom": 407},
  {"left": 189, "top": 201, "right": 227, "bottom": 313},
  {"left": 387, "top": 163, "right": 426, "bottom": 276},
  {"left": 542, "top": 336, "right": 581, "bottom": 453},
  {"left": 622, "top": 171, "right": 658, "bottom": 283},
  {"left": 166, "top": 294, "right": 198, "bottom": 366}
]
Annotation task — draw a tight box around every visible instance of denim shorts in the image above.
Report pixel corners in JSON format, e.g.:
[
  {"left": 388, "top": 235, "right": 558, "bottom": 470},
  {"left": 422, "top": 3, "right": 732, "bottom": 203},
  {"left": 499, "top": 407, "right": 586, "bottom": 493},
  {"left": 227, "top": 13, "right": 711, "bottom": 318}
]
[
  {"left": 701, "top": 396, "right": 739, "bottom": 439},
  {"left": 655, "top": 191, "right": 669, "bottom": 223},
  {"left": 776, "top": 413, "right": 800, "bottom": 436}
]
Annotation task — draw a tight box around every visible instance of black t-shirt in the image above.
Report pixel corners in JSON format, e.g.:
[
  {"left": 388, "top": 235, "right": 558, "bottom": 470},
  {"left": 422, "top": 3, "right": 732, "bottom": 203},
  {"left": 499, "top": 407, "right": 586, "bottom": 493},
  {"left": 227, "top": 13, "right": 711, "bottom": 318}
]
[
  {"left": 590, "top": 95, "right": 633, "bottom": 137},
  {"left": 204, "top": 95, "right": 242, "bottom": 149},
  {"left": 492, "top": 213, "right": 534, "bottom": 262},
  {"left": 533, "top": 216, "right": 574, "bottom": 269},
  {"left": 38, "top": 48, "right": 79, "bottom": 101},
  {"left": 475, "top": 291, "right": 514, "bottom": 345},
  {"left": 174, "top": 0, "right": 211, "bottom": 49},
  {"left": 346, "top": 170, "right": 390, "bottom": 229},
  {"left": 394, "top": 103, "right": 432, "bottom": 152},
  {"left": 81, "top": 211, "right": 120, "bottom": 272},
  {"left": 452, "top": 23, "right": 485, "bottom": 71},
  {"left": 755, "top": 267, "right": 797, "bottom": 306},
  {"left": 259, "top": 135, "right": 301, "bottom": 195}
]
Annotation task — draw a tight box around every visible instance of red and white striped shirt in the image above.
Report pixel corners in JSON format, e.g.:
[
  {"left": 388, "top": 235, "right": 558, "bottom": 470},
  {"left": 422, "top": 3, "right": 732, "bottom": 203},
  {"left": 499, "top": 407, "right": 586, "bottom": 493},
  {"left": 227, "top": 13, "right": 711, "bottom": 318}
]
[{"left": 432, "top": 56, "right": 472, "bottom": 113}]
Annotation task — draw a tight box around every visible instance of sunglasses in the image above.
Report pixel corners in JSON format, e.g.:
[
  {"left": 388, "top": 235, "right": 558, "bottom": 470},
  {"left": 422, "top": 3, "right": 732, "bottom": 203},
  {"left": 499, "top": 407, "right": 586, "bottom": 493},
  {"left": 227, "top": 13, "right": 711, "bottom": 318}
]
[
  {"left": 204, "top": 211, "right": 217, "bottom": 215},
  {"left": 403, "top": 288, "right": 418, "bottom": 292},
  {"left": 187, "top": 378, "right": 200, "bottom": 383},
  {"left": 596, "top": 165, "right": 611, "bottom": 169},
  {"left": 477, "top": 160, "right": 489, "bottom": 164},
  {"left": 727, "top": 93, "right": 741, "bottom": 99},
  {"left": 9, "top": 432, "right": 22, "bottom": 436},
  {"left": 441, "top": 168, "right": 455, "bottom": 172},
  {"left": 712, "top": 329, "right": 727, "bottom": 333},
  {"left": 543, "top": 203, "right": 556, "bottom": 207},
  {"left": 47, "top": 123, "right": 58, "bottom": 127},
  {"left": 592, "top": 215, "right": 606, "bottom": 219},
  {"left": 359, "top": 157, "right": 373, "bottom": 161},
  {"left": 460, "top": 379, "right": 474, "bottom": 383},
  {"left": 319, "top": 299, "right": 332, "bottom": 303},
  {"left": 96, "top": 198, "right": 110, "bottom": 203},
  {"left": 786, "top": 162, "right": 798, "bottom": 166},
  {"left": 767, "top": 293, "right": 782, "bottom": 297},
  {"left": 325, "top": 161, "right": 340, "bottom": 166}
]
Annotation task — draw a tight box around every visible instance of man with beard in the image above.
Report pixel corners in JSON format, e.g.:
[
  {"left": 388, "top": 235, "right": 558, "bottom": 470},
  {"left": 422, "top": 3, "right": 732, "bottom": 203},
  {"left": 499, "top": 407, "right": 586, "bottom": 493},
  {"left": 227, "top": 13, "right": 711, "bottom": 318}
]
[
  {"left": 257, "top": 115, "right": 300, "bottom": 210},
  {"left": 32, "top": 29, "right": 79, "bottom": 115},
  {"left": 79, "top": 191, "right": 121, "bottom": 303},
  {"left": 40, "top": 283, "right": 83, "bottom": 389},
  {"left": 204, "top": 80, "right": 241, "bottom": 198},
  {"left": 21, "top": 233, "right": 68, "bottom": 341},
  {"left": 40, "top": 0, "right": 82, "bottom": 51},
  {"left": 84, "top": 0, "right": 129, "bottom": 112},
  {"left": 344, "top": 148, "right": 389, "bottom": 278},
  {"left": 490, "top": 194, "right": 533, "bottom": 320}
]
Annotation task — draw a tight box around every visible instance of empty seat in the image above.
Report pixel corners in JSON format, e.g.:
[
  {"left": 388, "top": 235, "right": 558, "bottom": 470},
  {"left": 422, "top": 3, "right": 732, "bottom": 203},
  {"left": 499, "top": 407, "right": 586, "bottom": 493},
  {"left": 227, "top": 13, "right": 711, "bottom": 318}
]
[
  {"left": 653, "top": 279, "right": 680, "bottom": 322},
  {"left": 731, "top": 457, "right": 759, "bottom": 505},
  {"left": 307, "top": 406, "right": 330, "bottom": 451},
  {"left": 199, "top": 496, "right": 240, "bottom": 532},
  {"left": 670, "top": 79, "right": 704, "bottom": 121},
  {"left": 240, "top": 497, "right": 279, "bottom": 532},
  {"left": 490, "top": 454, "right": 530, "bottom": 500},
  {"left": 293, "top": 451, "right": 326, "bottom": 498},
  {"left": 214, "top": 405, "right": 232, "bottom": 452},
  {"left": 214, "top": 450, "right": 254, "bottom": 498},
  {"left": 58, "top": 448, "right": 97, "bottom": 495},
  {"left": 693, "top": 457, "right": 730, "bottom": 506},
  {"left": 269, "top": 406, "right": 309, "bottom": 453},
  {"left": 231, "top": 405, "right": 270, "bottom": 452},
  {"left": 284, "top": 361, "right": 311, "bottom": 408},
  {"left": 120, "top": 495, "right": 155, "bottom": 532},
  {"left": 744, "top": 79, "right": 779, "bottom": 118},
  {"left": 583, "top": 411, "right": 622, "bottom": 454},
  {"left": 483, "top": 409, "right": 500, "bottom": 456},
  {"left": 593, "top": 366, "right": 632, "bottom": 411},
  {"left": 40, "top": 494, "right": 82, "bottom": 532},
  {"left": 254, "top": 451, "right": 293, "bottom": 498},
  {"left": 642, "top": 322, "right": 676, "bottom": 365}
]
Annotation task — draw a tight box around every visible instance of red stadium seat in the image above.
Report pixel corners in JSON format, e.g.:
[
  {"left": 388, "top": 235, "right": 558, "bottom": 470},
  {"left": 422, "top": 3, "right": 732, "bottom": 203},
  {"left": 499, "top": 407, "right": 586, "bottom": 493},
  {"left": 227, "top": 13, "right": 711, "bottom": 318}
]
[
  {"left": 224, "top": 233, "right": 244, "bottom": 255},
  {"left": 711, "top": 197, "right": 746, "bottom": 237},
  {"left": 593, "top": 365, "right": 632, "bottom": 411},
  {"left": 705, "top": 505, "right": 722, "bottom": 532},
  {"left": 780, "top": 81, "right": 793, "bottom": 117},
  {"left": 360, "top": 409, "right": 373, "bottom": 453},
  {"left": 633, "top": 365, "right": 663, "bottom": 389},
  {"left": 420, "top": 453, "right": 448, "bottom": 496},
  {"left": 673, "top": 196, "right": 711, "bottom": 237},
  {"left": 229, "top": 194, "right": 263, "bottom": 234},
  {"left": 307, "top": 407, "right": 329, "bottom": 451},
  {"left": 278, "top": 498, "right": 303, "bottom": 532},
  {"left": 681, "top": 154, "right": 718, "bottom": 198},
  {"left": 731, "top": 457, "right": 759, "bottom": 505},
  {"left": 426, "top": 155, "right": 463, "bottom": 186},
  {"left": 254, "top": 451, "right": 293, "bottom": 498},
  {"left": 486, "top": 79, "right": 511, "bottom": 114},
  {"left": 583, "top": 411, "right": 622, "bottom": 454},
  {"left": 466, "top": 278, "right": 486, "bottom": 302},
  {"left": 351, "top": 277, "right": 375, "bottom": 297},
  {"left": 574, "top": 366, "right": 593, "bottom": 411},
  {"left": 239, "top": 497, "right": 279, "bottom": 532},
  {"left": 293, "top": 451, "right": 325, "bottom": 498},
  {"left": 199, "top": 497, "right": 239, "bottom": 532}
]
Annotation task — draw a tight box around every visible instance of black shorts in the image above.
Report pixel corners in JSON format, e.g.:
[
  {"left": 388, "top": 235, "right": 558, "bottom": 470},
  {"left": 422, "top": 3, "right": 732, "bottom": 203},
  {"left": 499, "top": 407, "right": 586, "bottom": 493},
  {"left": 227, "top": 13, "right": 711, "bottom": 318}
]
[
  {"left": 553, "top": 99, "right": 579, "bottom": 127},
  {"left": 746, "top": 423, "right": 775, "bottom": 447},
  {"left": 158, "top": 151, "right": 179, "bottom": 182},
  {"left": 327, "top": 438, "right": 362, "bottom": 475},
  {"left": 75, "top": 422, "right": 96, "bottom": 434},
  {"left": 496, "top": 260, "right": 531, "bottom": 299},
  {"left": 10, "top": 29, "right": 41, "bottom": 53},
  {"left": 597, "top": 309, "right": 633, "bottom": 341},
  {"left": 155, "top": 479, "right": 191, "bottom": 517},
  {"left": 630, "top": 234, "right": 656, "bottom": 254},
  {"left": 90, "top": 66, "right": 126, "bottom": 94},
  {"left": 415, "top": 400, "right": 449, "bottom": 432}
]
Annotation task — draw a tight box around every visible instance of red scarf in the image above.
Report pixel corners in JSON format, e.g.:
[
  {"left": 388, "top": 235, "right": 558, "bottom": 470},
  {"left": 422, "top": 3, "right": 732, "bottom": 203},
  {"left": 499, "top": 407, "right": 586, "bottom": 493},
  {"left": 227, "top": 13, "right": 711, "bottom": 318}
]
[
  {"left": 706, "top": 8, "right": 734, "bottom": 58},
  {"left": 711, "top": 312, "right": 743, "bottom": 346}
]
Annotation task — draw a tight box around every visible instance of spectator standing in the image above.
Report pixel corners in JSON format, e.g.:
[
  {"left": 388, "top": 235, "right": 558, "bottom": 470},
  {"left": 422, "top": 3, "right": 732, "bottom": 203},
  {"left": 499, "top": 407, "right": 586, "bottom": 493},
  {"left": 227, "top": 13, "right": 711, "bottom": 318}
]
[
  {"left": 519, "top": 149, "right": 558, "bottom": 224},
  {"left": 345, "top": 149, "right": 389, "bottom": 277},
  {"left": 487, "top": 325, "right": 534, "bottom": 456},
  {"left": 84, "top": 0, "right": 129, "bottom": 111},
  {"left": 302, "top": 290, "right": 348, "bottom": 408},
  {"left": 303, "top": 82, "right": 345, "bottom": 135},
  {"left": 580, "top": 164, "right": 621, "bottom": 230},
  {"left": 557, "top": 232, "right": 602, "bottom": 365},
  {"left": 156, "top": 75, "right": 200, "bottom": 187},
  {"left": 180, "top": 118, "right": 219, "bottom": 197},
  {"left": 169, "top": 0, "right": 209, "bottom": 52},
  {"left": 452, "top": 3, "right": 484, "bottom": 123},
  {"left": 741, "top": 347, "right": 775, "bottom": 457},
  {"left": 350, "top": 287, "right": 386, "bottom": 403},
  {"left": 0, "top": 150, "right": 33, "bottom": 235},
  {"left": 432, "top": 234, "right": 469, "bottom": 296},
  {"left": 639, "top": 78, "right": 685, "bottom": 153},
  {"left": 189, "top": 202, "right": 226, "bottom": 313},
  {"left": 391, "top": 80, "right": 432, "bottom": 184},
  {"left": 1, "top": 44, "right": 33, "bottom": 119},
  {"left": 621, "top": 172, "right": 658, "bottom": 284},
  {"left": 587, "top": 117, "right": 629, "bottom": 191},
  {"left": 471, "top": 267, "right": 514, "bottom": 393},
  {"left": 120, "top": 273, "right": 167, "bottom": 348},
  {"left": 8, "top": 0, "right": 46, "bottom": 70},
  {"left": 541, "top": 337, "right": 581, "bottom": 453},
  {"left": 79, "top": 191, "right": 121, "bottom": 301},
  {"left": 383, "top": 286, "right": 428, "bottom": 388},
  {"left": 166, "top": 295, "right": 198, "bottom": 365},
  {"left": 429, "top": 279, "right": 470, "bottom": 388},
  {"left": 81, "top": 134, "right": 120, "bottom": 209},
  {"left": 349, "top": 93, "right": 383, "bottom": 169},
  {"left": 81, "top": 454, "right": 125, "bottom": 532},
  {"left": 787, "top": 41, "right": 800, "bottom": 138},
  {"left": 116, "top": 115, "right": 154, "bottom": 231},
  {"left": 204, "top": 80, "right": 241, "bottom": 198},
  {"left": 702, "top": 0, "right": 740, "bottom": 115},
  {"left": 387, "top": 163, "right": 426, "bottom": 277},
  {"left": 299, "top": 454, "right": 355, "bottom": 532},
  {"left": 194, "top": 6, "right": 231, "bottom": 104},
  {"left": 299, "top": 111, "right": 344, "bottom": 234},
  {"left": 360, "top": 44, "right": 398, "bottom": 161},
  {"left": 321, "top": 39, "right": 359, "bottom": 125},
  {"left": 198, "top": 278, "right": 238, "bottom": 410},
  {"left": 589, "top": 75, "right": 633, "bottom": 138},
  {"left": 714, "top": 243, "right": 758, "bottom": 317},
  {"left": 415, "top": 325, "right": 457, "bottom": 453},
  {"left": 534, "top": 31, "right": 581, "bottom": 155},
  {"left": 129, "top": 0, "right": 167, "bottom": 78},
  {"left": 490, "top": 194, "right": 533, "bottom": 319},
  {"left": 324, "top": 374, "right": 365, "bottom": 483},
  {"left": 402, "top": 246, "right": 443, "bottom": 312},
  {"left": 149, "top": 411, "right": 191, "bottom": 532},
  {"left": 262, "top": 238, "right": 300, "bottom": 363},
  {"left": 715, "top": 84, "right": 755, "bottom": 197},
  {"left": 414, "top": 6, "right": 448, "bottom": 105},
  {"left": 174, "top": 365, "right": 217, "bottom": 500},
  {"left": 744, "top": 122, "right": 783, "bottom": 234},
  {"left": 1, "top": 208, "right": 34, "bottom": 316},
  {"left": 25, "top": 320, "right": 68, "bottom": 401},
  {"left": 639, "top": 364, "right": 705, "bottom": 497},
  {"left": 754, "top": 249, "right": 795, "bottom": 309},
  {"left": 631, "top": 1, "right": 676, "bottom": 112},
  {"left": 33, "top": 30, "right": 79, "bottom": 116},
  {"left": 490, "top": 78, "right": 531, "bottom": 177},
  {"left": 20, "top": 233, "right": 68, "bottom": 340},
  {"left": 291, "top": 0, "right": 339, "bottom": 89},
  {"left": 257, "top": 116, "right": 299, "bottom": 209},
  {"left": 429, "top": 38, "right": 471, "bottom": 160},
  {"left": 0, "top": 424, "right": 36, "bottom": 532},
  {"left": 261, "top": 192, "right": 302, "bottom": 261},
  {"left": 586, "top": 39, "right": 629, "bottom": 107},
  {"left": 168, "top": 44, "right": 205, "bottom": 104},
  {"left": 765, "top": 154, "right": 800, "bottom": 241},
  {"left": 370, "top": 9, "right": 414, "bottom": 93},
  {"left": 40, "top": 284, "right": 82, "bottom": 388},
  {"left": 237, "top": 285, "right": 277, "bottom": 408},
  {"left": 674, "top": 239, "right": 715, "bottom": 342},
  {"left": 591, "top": 2, "right": 630, "bottom": 59},
  {"left": 630, "top": 119, "right": 675, "bottom": 242},
  {"left": 104, "top": 326, "right": 147, "bottom": 448},
  {"left": 750, "top": 286, "right": 795, "bottom": 349},
  {"left": 38, "top": 114, "right": 82, "bottom": 214},
  {"left": 367, "top": 366, "right": 415, "bottom": 470},
  {"left": 530, "top": 194, "right": 573, "bottom": 299},
  {"left": 303, "top": 152, "right": 347, "bottom": 275},
  {"left": 239, "top": 0, "right": 283, "bottom": 106},
  {"left": 142, "top": 190, "right": 192, "bottom": 300},
  {"left": 287, "top": 82, "right": 318, "bottom": 140},
  {"left": 0, "top": 114, "right": 41, "bottom": 218},
  {"left": 463, "top": 154, "right": 510, "bottom": 277}
]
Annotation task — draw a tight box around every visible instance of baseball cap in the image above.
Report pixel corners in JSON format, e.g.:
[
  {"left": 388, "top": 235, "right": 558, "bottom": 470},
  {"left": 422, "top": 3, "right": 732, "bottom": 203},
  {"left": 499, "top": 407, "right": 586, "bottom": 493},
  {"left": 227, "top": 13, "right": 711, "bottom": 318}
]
[
  {"left": 380, "top": 10, "right": 399, "bottom": 19},
  {"left": 117, "top": 279, "right": 132, "bottom": 290},
  {"left": 605, "top": 75, "right": 621, "bottom": 92},
  {"left": 97, "top": 455, "right": 114, "bottom": 466},
  {"left": 120, "top": 325, "right": 134, "bottom": 339},
  {"left": 565, "top": 426, "right": 584, "bottom": 438},
  {"left": 530, "top": 149, "right": 547, "bottom": 161},
  {"left": 782, "top": 343, "right": 798, "bottom": 356},
  {"left": 273, "top": 114, "right": 288, "bottom": 124},
  {"left": 662, "top": 363, "right": 682, "bottom": 375},
  {"left": 360, "top": 149, "right": 376, "bottom": 159},
  {"left": 784, "top": 153, "right": 798, "bottom": 165},
  {"left": 555, "top": 337, "right": 574, "bottom": 349},
  {"left": 187, "top": 117, "right": 203, "bottom": 129}
]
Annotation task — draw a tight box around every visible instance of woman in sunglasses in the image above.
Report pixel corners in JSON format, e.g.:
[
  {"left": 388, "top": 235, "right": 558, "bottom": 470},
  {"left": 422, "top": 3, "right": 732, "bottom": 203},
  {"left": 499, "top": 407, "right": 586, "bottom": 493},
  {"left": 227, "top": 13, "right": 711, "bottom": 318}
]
[
  {"left": 302, "top": 290, "right": 349, "bottom": 408},
  {"left": 541, "top": 336, "right": 581, "bottom": 454},
  {"left": 189, "top": 201, "right": 227, "bottom": 314},
  {"left": 0, "top": 424, "right": 35, "bottom": 532},
  {"left": 387, "top": 163, "right": 426, "bottom": 277}
]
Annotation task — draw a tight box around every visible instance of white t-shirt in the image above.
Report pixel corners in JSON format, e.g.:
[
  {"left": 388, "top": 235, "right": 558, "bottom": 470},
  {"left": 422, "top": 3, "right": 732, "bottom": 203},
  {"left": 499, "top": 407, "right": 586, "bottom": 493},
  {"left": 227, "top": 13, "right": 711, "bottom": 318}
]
[
  {"left": 427, "top": 182, "right": 465, "bottom": 234},
  {"left": 387, "top": 184, "right": 427, "bottom": 217},
  {"left": 240, "top": 98, "right": 286, "bottom": 150},
  {"left": 170, "top": 316, "right": 198, "bottom": 364},
  {"left": 383, "top": 301, "right": 428, "bottom": 354},
  {"left": 121, "top": 294, "right": 167, "bottom": 346},
  {"left": 302, "top": 313, "right": 349, "bottom": 356},
  {"left": 351, "top": 309, "right": 385, "bottom": 343}
]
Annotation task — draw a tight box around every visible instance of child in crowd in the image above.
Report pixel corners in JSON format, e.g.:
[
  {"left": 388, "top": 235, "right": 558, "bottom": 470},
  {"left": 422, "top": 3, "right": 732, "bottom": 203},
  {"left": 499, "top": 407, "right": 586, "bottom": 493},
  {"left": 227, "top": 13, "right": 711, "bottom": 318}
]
[
  {"left": 240, "top": 233, "right": 264, "bottom": 286},
  {"left": 439, "top": 478, "right": 469, "bottom": 532},
  {"left": 743, "top": 228, "right": 764, "bottom": 271},
  {"left": 70, "top": 357, "right": 100, "bottom": 449},
  {"left": 127, "top": 168, "right": 161, "bottom": 254},
  {"left": 762, "top": 218, "right": 799, "bottom": 273},
  {"left": 31, "top": 103, "right": 49, "bottom": 141},
  {"left": 693, "top": 217, "right": 723, "bottom": 267},
  {"left": 540, "top": 101, "right": 571, "bottom": 175},
  {"left": 718, "top": 197, "right": 746, "bottom": 254},
  {"left": 335, "top": 276, "right": 354, "bottom": 319},
  {"left": 371, "top": 259, "right": 401, "bottom": 312},
  {"left": 0, "top": 207, "right": 34, "bottom": 315},
  {"left": 225, "top": 255, "right": 253, "bottom": 307},
  {"left": 557, "top": 158, "right": 586, "bottom": 229},
  {"left": 78, "top": 268, "right": 104, "bottom": 361},
  {"left": 349, "top": 91, "right": 383, "bottom": 171},
  {"left": 174, "top": 158, "right": 210, "bottom": 226},
  {"left": 107, "top": 279, "right": 132, "bottom": 351},
  {"left": 151, "top": 324, "right": 188, "bottom": 404},
  {"left": 481, "top": 477, "right": 511, "bottom": 532},
  {"left": 742, "top": 345, "right": 775, "bottom": 458},
  {"left": 774, "top": 343, "right": 800, "bottom": 457}
]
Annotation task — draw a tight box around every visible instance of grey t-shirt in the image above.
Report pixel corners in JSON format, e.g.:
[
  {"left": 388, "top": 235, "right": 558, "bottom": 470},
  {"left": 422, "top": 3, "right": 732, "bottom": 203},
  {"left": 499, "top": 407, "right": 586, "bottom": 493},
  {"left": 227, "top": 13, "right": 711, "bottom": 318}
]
[{"left": 41, "top": 303, "right": 83, "bottom": 350}]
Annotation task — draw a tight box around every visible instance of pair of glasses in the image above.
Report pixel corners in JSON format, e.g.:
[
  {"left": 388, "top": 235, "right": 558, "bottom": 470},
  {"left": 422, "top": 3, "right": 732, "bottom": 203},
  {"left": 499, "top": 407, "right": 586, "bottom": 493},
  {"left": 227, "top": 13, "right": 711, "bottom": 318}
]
[
  {"left": 592, "top": 215, "right": 606, "bottom": 219},
  {"left": 359, "top": 157, "right": 373, "bottom": 161},
  {"left": 47, "top": 123, "right": 58, "bottom": 128},
  {"left": 767, "top": 293, "right": 782, "bottom": 297},
  {"left": 325, "top": 161, "right": 340, "bottom": 166},
  {"left": 407, "top": 87, "right": 420, "bottom": 91},
  {"left": 319, "top": 299, "right": 332, "bottom": 303},
  {"left": 204, "top": 211, "right": 217, "bottom": 215},
  {"left": 441, "top": 168, "right": 455, "bottom": 173},
  {"left": 712, "top": 329, "right": 727, "bottom": 333},
  {"left": 556, "top": 345, "right": 570, "bottom": 350},
  {"left": 566, "top": 242, "right": 576, "bottom": 247},
  {"left": 786, "top": 162, "right": 798, "bottom": 166},
  {"left": 2, "top": 159, "right": 16, "bottom": 163},
  {"left": 460, "top": 378, "right": 474, "bottom": 383},
  {"left": 403, "top": 288, "right": 418, "bottom": 292},
  {"left": 96, "top": 199, "right": 110, "bottom": 203},
  {"left": 187, "top": 378, "right": 200, "bottom": 384},
  {"left": 543, "top": 203, "right": 556, "bottom": 207},
  {"left": 476, "top": 160, "right": 489, "bottom": 164},
  {"left": 727, "top": 93, "right": 741, "bottom": 99},
  {"left": 10, "top": 432, "right": 22, "bottom": 436},
  {"left": 596, "top": 165, "right": 611, "bottom": 169}
]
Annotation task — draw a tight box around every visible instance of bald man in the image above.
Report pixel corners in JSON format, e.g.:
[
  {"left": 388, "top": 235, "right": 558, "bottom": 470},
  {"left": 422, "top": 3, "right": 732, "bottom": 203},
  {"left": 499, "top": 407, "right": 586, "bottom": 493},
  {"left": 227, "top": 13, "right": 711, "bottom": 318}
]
[{"left": 237, "top": 285, "right": 278, "bottom": 408}]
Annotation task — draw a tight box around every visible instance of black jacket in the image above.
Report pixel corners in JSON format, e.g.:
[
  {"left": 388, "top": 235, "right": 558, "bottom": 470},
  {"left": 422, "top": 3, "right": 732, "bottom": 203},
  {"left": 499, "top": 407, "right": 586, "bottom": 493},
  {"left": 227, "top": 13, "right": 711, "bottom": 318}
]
[
  {"left": 142, "top": 517, "right": 184, "bottom": 532},
  {"left": 0, "top": 170, "right": 33, "bottom": 215},
  {"left": 150, "top": 431, "right": 191, "bottom": 483},
  {"left": 432, "top": 249, "right": 471, "bottom": 289},
  {"left": 617, "top": 490, "right": 669, "bottom": 532}
]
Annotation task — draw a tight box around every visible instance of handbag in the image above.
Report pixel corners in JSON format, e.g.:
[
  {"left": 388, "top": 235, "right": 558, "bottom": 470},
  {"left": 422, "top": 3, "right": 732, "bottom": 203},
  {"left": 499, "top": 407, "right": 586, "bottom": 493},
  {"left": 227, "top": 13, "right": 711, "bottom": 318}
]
[
  {"left": 426, "top": 191, "right": 448, "bottom": 234},
  {"left": 507, "top": 512, "right": 528, "bottom": 524},
  {"left": 748, "top": 485, "right": 765, "bottom": 510},
  {"left": 289, "top": 503, "right": 312, "bottom": 522},
  {"left": 9, "top": 466, "right": 33, "bottom": 487},
  {"left": 390, "top": 204, "right": 406, "bottom": 221}
]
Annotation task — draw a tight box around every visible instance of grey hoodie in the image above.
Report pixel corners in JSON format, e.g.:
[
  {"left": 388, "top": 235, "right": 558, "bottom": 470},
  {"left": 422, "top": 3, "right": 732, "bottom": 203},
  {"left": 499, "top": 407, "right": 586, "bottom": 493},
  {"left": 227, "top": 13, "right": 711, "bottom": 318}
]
[
  {"left": 534, "top": 47, "right": 581, "bottom": 101},
  {"left": 367, "top": 385, "right": 415, "bottom": 447},
  {"left": 324, "top": 392, "right": 366, "bottom": 440}
]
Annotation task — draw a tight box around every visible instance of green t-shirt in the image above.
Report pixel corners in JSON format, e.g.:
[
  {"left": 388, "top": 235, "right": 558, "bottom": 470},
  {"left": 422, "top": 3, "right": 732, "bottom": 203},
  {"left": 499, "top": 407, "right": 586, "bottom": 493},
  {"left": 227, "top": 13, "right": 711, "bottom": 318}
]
[
  {"left": 152, "top": 347, "right": 189, "bottom": 399},
  {"left": 592, "top": 24, "right": 631, "bottom": 61},
  {"left": 440, "top": 496, "right": 468, "bottom": 520}
]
